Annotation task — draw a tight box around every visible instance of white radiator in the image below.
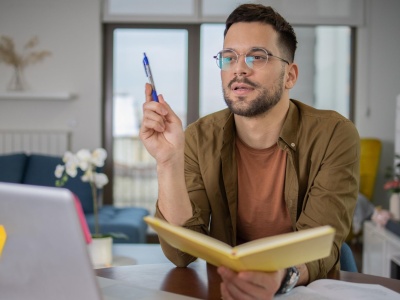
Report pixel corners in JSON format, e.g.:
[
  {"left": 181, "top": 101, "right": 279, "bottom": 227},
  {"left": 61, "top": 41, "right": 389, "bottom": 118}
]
[{"left": 0, "top": 130, "right": 71, "bottom": 156}]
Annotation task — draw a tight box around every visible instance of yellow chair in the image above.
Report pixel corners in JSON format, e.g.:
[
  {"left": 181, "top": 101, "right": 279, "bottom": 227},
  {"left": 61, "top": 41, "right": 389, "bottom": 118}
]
[
  {"left": 347, "top": 138, "right": 381, "bottom": 243},
  {"left": 359, "top": 138, "right": 382, "bottom": 201}
]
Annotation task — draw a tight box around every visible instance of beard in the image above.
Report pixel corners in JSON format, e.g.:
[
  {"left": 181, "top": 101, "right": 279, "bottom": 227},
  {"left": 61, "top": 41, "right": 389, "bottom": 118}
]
[{"left": 223, "top": 68, "right": 285, "bottom": 117}]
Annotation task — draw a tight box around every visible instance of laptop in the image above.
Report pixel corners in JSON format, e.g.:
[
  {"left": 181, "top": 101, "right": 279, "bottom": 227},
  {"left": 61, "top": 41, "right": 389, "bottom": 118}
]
[{"left": 0, "top": 182, "right": 198, "bottom": 300}]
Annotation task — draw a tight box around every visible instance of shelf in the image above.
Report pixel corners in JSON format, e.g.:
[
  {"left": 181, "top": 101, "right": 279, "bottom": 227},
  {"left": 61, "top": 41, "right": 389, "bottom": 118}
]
[{"left": 0, "top": 91, "right": 75, "bottom": 101}]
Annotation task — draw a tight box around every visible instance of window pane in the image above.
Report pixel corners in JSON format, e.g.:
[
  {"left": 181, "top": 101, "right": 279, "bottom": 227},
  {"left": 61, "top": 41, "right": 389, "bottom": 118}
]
[
  {"left": 113, "top": 28, "right": 188, "bottom": 212},
  {"left": 200, "top": 24, "right": 225, "bottom": 116},
  {"left": 114, "top": 29, "right": 188, "bottom": 128},
  {"left": 314, "top": 26, "right": 351, "bottom": 117},
  {"left": 199, "top": 24, "right": 351, "bottom": 119}
]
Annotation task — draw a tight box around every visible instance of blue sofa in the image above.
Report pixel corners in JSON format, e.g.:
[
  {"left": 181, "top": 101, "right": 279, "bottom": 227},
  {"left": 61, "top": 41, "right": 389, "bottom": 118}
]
[{"left": 0, "top": 152, "right": 149, "bottom": 243}]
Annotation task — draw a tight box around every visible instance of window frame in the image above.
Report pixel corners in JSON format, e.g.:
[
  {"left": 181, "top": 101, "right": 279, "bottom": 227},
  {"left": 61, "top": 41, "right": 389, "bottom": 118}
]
[
  {"left": 102, "top": 23, "right": 356, "bottom": 204},
  {"left": 102, "top": 23, "right": 201, "bottom": 203}
]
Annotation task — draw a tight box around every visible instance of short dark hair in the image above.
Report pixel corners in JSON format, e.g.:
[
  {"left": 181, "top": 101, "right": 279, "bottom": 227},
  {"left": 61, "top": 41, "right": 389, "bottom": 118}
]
[{"left": 224, "top": 4, "right": 297, "bottom": 62}]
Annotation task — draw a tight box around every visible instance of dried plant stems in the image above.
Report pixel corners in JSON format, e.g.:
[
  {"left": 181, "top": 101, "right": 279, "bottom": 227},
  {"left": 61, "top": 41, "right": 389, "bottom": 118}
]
[{"left": 0, "top": 35, "right": 51, "bottom": 69}]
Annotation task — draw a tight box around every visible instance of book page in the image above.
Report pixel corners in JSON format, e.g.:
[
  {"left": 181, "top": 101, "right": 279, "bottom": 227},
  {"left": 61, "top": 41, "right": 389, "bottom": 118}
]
[
  {"left": 234, "top": 226, "right": 334, "bottom": 256},
  {"left": 145, "top": 216, "right": 336, "bottom": 272},
  {"left": 144, "top": 216, "right": 233, "bottom": 255},
  {"left": 233, "top": 226, "right": 335, "bottom": 271},
  {"left": 274, "top": 286, "right": 332, "bottom": 299},
  {"left": 275, "top": 279, "right": 400, "bottom": 300}
]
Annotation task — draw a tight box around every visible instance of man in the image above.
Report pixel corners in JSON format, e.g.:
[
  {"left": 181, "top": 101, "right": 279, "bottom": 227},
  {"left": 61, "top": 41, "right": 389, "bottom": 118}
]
[{"left": 140, "top": 4, "right": 359, "bottom": 299}]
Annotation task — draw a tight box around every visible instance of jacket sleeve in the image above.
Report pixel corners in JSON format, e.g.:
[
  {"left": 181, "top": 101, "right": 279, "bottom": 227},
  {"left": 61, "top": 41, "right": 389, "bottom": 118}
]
[
  {"left": 154, "top": 125, "right": 212, "bottom": 267},
  {"left": 297, "top": 120, "right": 360, "bottom": 282}
]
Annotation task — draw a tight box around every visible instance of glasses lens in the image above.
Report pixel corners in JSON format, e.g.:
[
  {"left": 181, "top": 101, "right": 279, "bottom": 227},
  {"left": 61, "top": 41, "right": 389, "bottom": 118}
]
[
  {"left": 245, "top": 48, "right": 269, "bottom": 69},
  {"left": 214, "top": 48, "right": 270, "bottom": 70},
  {"left": 215, "top": 50, "right": 237, "bottom": 70}
]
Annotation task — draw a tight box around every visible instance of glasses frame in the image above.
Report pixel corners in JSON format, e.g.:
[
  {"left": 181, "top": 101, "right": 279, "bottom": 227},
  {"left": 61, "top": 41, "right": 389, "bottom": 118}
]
[{"left": 213, "top": 47, "right": 290, "bottom": 71}]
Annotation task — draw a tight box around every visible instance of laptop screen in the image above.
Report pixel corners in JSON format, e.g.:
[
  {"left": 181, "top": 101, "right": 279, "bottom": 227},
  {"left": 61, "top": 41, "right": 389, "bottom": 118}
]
[{"left": 0, "top": 182, "right": 102, "bottom": 300}]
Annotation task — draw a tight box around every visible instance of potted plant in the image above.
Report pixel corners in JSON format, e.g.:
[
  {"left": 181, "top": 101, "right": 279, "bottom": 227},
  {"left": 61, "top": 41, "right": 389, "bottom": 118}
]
[
  {"left": 54, "top": 148, "right": 113, "bottom": 267},
  {"left": 0, "top": 35, "right": 51, "bottom": 91},
  {"left": 384, "top": 155, "right": 400, "bottom": 221}
]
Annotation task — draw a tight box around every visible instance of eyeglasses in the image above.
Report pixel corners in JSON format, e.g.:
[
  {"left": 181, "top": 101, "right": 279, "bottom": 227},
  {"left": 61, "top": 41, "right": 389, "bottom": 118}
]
[{"left": 213, "top": 47, "right": 289, "bottom": 71}]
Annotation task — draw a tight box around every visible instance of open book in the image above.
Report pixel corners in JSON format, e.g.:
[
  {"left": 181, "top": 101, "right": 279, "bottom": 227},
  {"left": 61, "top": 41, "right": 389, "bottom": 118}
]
[
  {"left": 275, "top": 279, "right": 400, "bottom": 299},
  {"left": 144, "top": 216, "right": 335, "bottom": 272}
]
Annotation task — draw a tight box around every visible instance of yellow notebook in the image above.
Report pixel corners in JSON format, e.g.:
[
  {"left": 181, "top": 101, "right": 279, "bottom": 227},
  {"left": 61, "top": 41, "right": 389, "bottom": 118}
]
[
  {"left": 0, "top": 225, "right": 7, "bottom": 257},
  {"left": 144, "top": 216, "right": 335, "bottom": 272}
]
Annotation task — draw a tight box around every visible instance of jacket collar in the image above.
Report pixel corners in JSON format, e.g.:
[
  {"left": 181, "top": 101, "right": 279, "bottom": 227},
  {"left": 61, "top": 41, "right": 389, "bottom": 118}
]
[
  {"left": 220, "top": 100, "right": 300, "bottom": 152},
  {"left": 279, "top": 100, "right": 300, "bottom": 152}
]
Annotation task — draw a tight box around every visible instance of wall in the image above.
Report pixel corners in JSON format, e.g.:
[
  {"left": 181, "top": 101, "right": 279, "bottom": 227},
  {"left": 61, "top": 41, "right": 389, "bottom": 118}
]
[
  {"left": 355, "top": 0, "right": 400, "bottom": 207},
  {"left": 0, "top": 0, "right": 400, "bottom": 207},
  {"left": 0, "top": 0, "right": 102, "bottom": 151}
]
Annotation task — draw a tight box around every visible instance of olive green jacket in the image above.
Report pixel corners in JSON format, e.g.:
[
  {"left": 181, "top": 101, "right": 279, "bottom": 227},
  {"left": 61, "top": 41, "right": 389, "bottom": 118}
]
[{"left": 155, "top": 99, "right": 360, "bottom": 282}]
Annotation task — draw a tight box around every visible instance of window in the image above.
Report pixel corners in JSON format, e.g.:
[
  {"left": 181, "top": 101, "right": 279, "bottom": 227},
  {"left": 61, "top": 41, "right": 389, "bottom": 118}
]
[
  {"left": 104, "top": 24, "right": 354, "bottom": 211},
  {"left": 107, "top": 26, "right": 190, "bottom": 212},
  {"left": 113, "top": 28, "right": 188, "bottom": 129},
  {"left": 105, "top": 26, "right": 197, "bottom": 212}
]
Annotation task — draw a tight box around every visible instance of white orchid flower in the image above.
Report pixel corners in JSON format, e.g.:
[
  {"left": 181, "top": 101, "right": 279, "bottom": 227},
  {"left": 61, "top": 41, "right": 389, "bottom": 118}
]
[
  {"left": 76, "top": 149, "right": 91, "bottom": 171},
  {"left": 62, "top": 151, "right": 74, "bottom": 163},
  {"left": 65, "top": 157, "right": 79, "bottom": 178},
  {"left": 81, "top": 168, "right": 94, "bottom": 182},
  {"left": 55, "top": 148, "right": 110, "bottom": 236},
  {"left": 61, "top": 152, "right": 79, "bottom": 177},
  {"left": 54, "top": 164, "right": 65, "bottom": 178},
  {"left": 91, "top": 148, "right": 107, "bottom": 167},
  {"left": 93, "top": 172, "right": 109, "bottom": 188},
  {"left": 55, "top": 148, "right": 109, "bottom": 193}
]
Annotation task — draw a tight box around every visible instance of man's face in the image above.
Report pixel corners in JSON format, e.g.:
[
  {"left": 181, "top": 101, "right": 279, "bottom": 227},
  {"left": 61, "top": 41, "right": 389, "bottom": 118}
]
[{"left": 221, "top": 22, "right": 288, "bottom": 117}]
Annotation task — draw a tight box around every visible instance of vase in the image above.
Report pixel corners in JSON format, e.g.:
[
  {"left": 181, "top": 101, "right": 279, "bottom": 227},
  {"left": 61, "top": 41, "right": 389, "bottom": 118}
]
[
  {"left": 87, "top": 236, "right": 113, "bottom": 268},
  {"left": 7, "top": 66, "right": 29, "bottom": 91},
  {"left": 389, "top": 193, "right": 400, "bottom": 221}
]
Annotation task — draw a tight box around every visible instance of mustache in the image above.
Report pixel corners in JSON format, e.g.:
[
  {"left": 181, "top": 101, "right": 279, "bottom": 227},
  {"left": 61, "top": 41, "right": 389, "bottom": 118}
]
[{"left": 228, "top": 77, "right": 259, "bottom": 89}]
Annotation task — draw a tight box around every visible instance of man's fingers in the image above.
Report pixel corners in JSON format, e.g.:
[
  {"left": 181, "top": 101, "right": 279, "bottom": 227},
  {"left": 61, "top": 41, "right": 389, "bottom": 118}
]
[
  {"left": 142, "top": 98, "right": 167, "bottom": 119},
  {"left": 141, "top": 108, "right": 166, "bottom": 133},
  {"left": 144, "top": 83, "right": 181, "bottom": 123},
  {"left": 218, "top": 266, "right": 237, "bottom": 283},
  {"left": 145, "top": 83, "right": 155, "bottom": 102},
  {"left": 218, "top": 267, "right": 279, "bottom": 300}
]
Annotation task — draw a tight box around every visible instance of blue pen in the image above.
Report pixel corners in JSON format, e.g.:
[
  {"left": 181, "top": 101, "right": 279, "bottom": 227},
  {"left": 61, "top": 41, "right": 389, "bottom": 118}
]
[{"left": 143, "top": 53, "right": 158, "bottom": 102}]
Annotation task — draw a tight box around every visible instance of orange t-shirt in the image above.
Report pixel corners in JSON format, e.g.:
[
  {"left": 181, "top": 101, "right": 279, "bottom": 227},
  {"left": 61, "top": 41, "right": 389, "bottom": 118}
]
[{"left": 236, "top": 137, "right": 292, "bottom": 244}]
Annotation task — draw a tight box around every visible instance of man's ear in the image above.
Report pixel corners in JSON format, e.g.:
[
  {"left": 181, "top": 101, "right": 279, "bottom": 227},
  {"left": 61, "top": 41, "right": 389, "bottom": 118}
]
[{"left": 285, "top": 63, "right": 298, "bottom": 90}]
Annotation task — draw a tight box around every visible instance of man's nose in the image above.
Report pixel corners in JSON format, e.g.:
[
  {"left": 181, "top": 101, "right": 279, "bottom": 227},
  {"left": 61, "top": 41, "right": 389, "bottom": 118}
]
[{"left": 234, "top": 54, "right": 251, "bottom": 76}]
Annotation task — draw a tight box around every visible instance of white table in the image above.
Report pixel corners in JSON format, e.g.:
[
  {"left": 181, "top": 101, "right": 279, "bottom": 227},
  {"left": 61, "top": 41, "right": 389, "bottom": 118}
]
[
  {"left": 111, "top": 243, "right": 171, "bottom": 266},
  {"left": 363, "top": 221, "right": 400, "bottom": 278}
]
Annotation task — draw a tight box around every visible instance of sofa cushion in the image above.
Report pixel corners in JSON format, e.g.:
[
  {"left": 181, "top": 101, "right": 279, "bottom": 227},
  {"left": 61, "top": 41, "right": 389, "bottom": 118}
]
[
  {"left": 0, "top": 153, "right": 28, "bottom": 183},
  {"left": 22, "top": 154, "right": 95, "bottom": 214},
  {"left": 85, "top": 205, "right": 149, "bottom": 243}
]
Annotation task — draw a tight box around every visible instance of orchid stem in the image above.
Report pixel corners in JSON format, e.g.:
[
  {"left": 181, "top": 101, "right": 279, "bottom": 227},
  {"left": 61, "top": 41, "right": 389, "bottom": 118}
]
[{"left": 91, "top": 182, "right": 100, "bottom": 237}]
